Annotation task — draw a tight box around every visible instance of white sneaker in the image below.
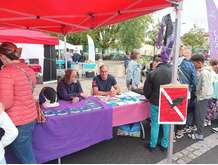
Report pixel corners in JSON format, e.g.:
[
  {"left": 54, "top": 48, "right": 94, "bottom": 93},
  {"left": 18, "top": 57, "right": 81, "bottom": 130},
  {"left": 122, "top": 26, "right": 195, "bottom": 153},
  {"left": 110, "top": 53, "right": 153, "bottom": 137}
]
[
  {"left": 204, "top": 121, "right": 208, "bottom": 127},
  {"left": 212, "top": 127, "right": 218, "bottom": 132},
  {"left": 189, "top": 125, "right": 197, "bottom": 131},
  {"left": 208, "top": 120, "right": 211, "bottom": 126}
]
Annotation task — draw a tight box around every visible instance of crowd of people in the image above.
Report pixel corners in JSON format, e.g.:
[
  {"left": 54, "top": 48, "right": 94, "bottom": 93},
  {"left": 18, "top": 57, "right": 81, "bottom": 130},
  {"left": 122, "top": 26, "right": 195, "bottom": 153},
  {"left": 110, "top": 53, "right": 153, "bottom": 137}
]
[
  {"left": 65, "top": 48, "right": 86, "bottom": 68},
  {"left": 143, "top": 46, "right": 218, "bottom": 151},
  {"left": 0, "top": 41, "right": 218, "bottom": 163}
]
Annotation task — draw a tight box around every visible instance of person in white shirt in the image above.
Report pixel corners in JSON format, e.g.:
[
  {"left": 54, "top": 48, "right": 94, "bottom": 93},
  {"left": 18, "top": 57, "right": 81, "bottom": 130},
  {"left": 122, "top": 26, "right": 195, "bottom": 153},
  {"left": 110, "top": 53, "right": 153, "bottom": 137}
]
[{"left": 0, "top": 103, "right": 18, "bottom": 164}]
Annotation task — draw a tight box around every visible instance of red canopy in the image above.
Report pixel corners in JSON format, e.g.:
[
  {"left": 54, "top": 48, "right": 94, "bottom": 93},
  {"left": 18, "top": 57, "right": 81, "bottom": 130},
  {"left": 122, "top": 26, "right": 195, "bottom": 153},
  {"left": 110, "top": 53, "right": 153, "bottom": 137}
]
[
  {"left": 0, "top": 28, "right": 59, "bottom": 45},
  {"left": 0, "top": 0, "right": 181, "bottom": 34}
]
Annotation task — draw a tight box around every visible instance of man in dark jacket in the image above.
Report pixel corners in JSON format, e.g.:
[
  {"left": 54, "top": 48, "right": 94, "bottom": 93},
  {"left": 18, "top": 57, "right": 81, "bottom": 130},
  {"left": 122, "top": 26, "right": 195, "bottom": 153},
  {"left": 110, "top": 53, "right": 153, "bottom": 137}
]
[{"left": 143, "top": 56, "right": 172, "bottom": 151}]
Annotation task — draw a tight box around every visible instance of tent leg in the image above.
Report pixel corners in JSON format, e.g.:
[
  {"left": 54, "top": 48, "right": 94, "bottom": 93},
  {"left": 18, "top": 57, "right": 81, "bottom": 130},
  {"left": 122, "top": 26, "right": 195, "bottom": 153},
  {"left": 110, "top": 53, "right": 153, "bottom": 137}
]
[
  {"left": 167, "top": 1, "right": 183, "bottom": 164},
  {"left": 140, "top": 121, "right": 145, "bottom": 139},
  {"left": 64, "top": 35, "right": 67, "bottom": 70},
  {"left": 58, "top": 34, "right": 61, "bottom": 60},
  {"left": 58, "top": 157, "right": 61, "bottom": 164}
]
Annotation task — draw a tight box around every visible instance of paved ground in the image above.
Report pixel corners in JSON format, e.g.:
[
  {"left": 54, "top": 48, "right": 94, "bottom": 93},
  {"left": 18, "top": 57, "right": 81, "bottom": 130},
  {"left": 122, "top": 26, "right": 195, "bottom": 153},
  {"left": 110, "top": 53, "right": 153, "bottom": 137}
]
[
  {"left": 45, "top": 121, "right": 218, "bottom": 164},
  {"left": 159, "top": 129, "right": 218, "bottom": 164},
  {"left": 190, "top": 145, "right": 218, "bottom": 164},
  {"left": 37, "top": 60, "right": 218, "bottom": 164}
]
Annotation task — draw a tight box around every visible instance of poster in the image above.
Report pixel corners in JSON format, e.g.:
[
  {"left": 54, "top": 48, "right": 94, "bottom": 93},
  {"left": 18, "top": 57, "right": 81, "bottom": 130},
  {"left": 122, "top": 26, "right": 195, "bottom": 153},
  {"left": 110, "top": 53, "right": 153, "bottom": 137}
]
[
  {"left": 158, "top": 84, "right": 188, "bottom": 124},
  {"left": 206, "top": 0, "right": 218, "bottom": 59},
  {"left": 87, "top": 34, "right": 95, "bottom": 62}
]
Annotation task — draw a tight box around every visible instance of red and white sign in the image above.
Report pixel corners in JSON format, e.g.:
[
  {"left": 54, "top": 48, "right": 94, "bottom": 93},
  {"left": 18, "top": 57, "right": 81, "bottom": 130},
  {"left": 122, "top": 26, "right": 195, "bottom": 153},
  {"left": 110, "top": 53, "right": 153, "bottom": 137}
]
[{"left": 158, "top": 84, "right": 189, "bottom": 124}]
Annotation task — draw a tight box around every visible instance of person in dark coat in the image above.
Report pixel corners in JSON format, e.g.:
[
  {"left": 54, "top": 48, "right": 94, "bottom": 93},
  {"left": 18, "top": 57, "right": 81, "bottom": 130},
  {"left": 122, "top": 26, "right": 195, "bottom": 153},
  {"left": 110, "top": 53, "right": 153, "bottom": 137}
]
[{"left": 143, "top": 57, "right": 172, "bottom": 152}]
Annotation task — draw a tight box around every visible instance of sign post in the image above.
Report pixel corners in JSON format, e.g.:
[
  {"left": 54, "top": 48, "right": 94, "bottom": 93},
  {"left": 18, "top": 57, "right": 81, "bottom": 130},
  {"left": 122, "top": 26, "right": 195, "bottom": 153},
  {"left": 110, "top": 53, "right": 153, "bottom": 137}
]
[{"left": 167, "top": 1, "right": 183, "bottom": 164}]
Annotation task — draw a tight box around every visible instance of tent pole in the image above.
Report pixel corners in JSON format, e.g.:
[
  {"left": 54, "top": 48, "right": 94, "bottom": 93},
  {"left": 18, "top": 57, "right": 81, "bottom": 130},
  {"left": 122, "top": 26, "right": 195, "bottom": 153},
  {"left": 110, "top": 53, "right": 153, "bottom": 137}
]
[
  {"left": 58, "top": 34, "right": 61, "bottom": 60},
  {"left": 64, "top": 35, "right": 67, "bottom": 70},
  {"left": 167, "top": 1, "right": 183, "bottom": 164}
]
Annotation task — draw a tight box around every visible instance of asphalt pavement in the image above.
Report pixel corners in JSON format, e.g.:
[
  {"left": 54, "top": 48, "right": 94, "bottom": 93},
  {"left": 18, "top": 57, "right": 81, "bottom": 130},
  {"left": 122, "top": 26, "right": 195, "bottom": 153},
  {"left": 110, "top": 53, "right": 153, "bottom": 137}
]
[
  {"left": 46, "top": 120, "right": 218, "bottom": 164},
  {"left": 190, "top": 144, "right": 218, "bottom": 164}
]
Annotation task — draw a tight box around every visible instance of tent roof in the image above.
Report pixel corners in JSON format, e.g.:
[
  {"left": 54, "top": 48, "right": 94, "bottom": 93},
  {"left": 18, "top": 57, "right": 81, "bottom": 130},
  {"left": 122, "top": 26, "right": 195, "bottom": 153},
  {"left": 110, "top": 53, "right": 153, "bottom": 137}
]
[
  {"left": 0, "top": 28, "right": 59, "bottom": 45},
  {"left": 0, "top": 0, "right": 181, "bottom": 34}
]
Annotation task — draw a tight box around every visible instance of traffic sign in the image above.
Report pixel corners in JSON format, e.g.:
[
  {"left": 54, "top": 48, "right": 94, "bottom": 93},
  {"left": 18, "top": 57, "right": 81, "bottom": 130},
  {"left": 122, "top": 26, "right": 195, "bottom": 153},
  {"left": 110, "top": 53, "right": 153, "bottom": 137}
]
[{"left": 158, "top": 84, "right": 188, "bottom": 124}]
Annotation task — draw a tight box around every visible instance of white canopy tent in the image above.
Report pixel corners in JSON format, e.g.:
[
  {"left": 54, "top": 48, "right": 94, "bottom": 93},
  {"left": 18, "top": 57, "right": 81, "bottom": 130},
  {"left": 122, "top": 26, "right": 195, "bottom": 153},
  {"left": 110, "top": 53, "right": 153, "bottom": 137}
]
[
  {"left": 16, "top": 43, "right": 44, "bottom": 74},
  {"left": 55, "top": 40, "right": 83, "bottom": 51}
]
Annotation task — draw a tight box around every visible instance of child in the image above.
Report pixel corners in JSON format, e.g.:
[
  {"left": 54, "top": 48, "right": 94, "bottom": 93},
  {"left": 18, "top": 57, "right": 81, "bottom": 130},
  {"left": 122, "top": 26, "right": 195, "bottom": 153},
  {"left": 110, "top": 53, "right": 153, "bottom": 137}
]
[
  {"left": 189, "top": 54, "right": 214, "bottom": 140},
  {"left": 205, "top": 59, "right": 218, "bottom": 126},
  {"left": 0, "top": 103, "right": 18, "bottom": 164}
]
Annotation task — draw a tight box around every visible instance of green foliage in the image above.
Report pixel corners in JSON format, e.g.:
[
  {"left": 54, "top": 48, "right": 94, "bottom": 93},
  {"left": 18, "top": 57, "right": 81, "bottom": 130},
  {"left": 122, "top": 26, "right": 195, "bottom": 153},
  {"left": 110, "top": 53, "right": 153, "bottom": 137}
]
[
  {"left": 181, "top": 25, "right": 208, "bottom": 49},
  {"left": 67, "top": 31, "right": 89, "bottom": 45},
  {"left": 91, "top": 24, "right": 121, "bottom": 54},
  {"left": 118, "top": 15, "right": 152, "bottom": 53},
  {"left": 66, "top": 26, "right": 120, "bottom": 54},
  {"left": 145, "top": 21, "right": 160, "bottom": 54},
  {"left": 64, "top": 15, "right": 153, "bottom": 56}
]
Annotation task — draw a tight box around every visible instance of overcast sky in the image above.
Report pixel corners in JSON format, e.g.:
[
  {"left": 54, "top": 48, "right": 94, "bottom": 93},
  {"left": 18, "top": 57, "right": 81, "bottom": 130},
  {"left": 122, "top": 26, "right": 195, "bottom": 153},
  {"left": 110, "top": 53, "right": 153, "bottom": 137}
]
[{"left": 153, "top": 0, "right": 218, "bottom": 34}]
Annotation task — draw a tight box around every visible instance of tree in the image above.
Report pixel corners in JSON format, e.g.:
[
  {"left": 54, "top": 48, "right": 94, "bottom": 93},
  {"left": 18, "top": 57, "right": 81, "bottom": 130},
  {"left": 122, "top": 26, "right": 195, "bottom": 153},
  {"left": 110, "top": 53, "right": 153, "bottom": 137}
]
[
  {"left": 65, "top": 15, "right": 153, "bottom": 56},
  {"left": 67, "top": 31, "right": 88, "bottom": 45},
  {"left": 118, "top": 15, "right": 152, "bottom": 53},
  {"left": 66, "top": 25, "right": 120, "bottom": 55},
  {"left": 181, "top": 25, "right": 208, "bottom": 49},
  {"left": 145, "top": 22, "right": 160, "bottom": 55},
  {"left": 91, "top": 24, "right": 120, "bottom": 55}
]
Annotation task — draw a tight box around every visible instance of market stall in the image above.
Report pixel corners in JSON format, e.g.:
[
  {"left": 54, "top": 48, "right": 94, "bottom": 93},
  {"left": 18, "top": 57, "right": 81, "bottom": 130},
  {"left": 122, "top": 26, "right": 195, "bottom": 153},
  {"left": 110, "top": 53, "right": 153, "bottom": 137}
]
[
  {"left": 6, "top": 93, "right": 149, "bottom": 163},
  {"left": 1, "top": 0, "right": 182, "bottom": 163}
]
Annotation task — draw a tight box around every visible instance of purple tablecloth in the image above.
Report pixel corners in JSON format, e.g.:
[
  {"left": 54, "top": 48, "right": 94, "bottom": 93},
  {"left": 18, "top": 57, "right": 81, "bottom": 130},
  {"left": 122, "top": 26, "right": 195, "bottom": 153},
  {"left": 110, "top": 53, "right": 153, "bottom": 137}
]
[{"left": 7, "top": 96, "right": 112, "bottom": 163}]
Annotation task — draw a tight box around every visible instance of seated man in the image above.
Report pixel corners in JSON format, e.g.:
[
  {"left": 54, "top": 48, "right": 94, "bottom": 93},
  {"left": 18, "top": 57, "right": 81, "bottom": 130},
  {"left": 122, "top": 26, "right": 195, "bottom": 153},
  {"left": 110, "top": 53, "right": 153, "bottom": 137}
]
[{"left": 92, "top": 65, "right": 120, "bottom": 96}]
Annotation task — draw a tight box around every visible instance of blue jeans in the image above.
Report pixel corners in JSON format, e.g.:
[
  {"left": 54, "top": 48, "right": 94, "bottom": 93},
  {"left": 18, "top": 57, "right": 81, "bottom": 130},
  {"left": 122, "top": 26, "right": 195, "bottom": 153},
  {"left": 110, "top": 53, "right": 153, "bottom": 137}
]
[
  {"left": 150, "top": 104, "right": 169, "bottom": 148},
  {"left": 0, "top": 157, "right": 6, "bottom": 164},
  {"left": 10, "top": 121, "right": 36, "bottom": 164}
]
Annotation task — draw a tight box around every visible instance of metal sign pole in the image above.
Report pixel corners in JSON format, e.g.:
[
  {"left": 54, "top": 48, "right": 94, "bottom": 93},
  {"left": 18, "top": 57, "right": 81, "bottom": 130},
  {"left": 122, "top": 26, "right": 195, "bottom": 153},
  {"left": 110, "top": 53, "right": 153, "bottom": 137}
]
[
  {"left": 167, "top": 1, "right": 183, "bottom": 164},
  {"left": 64, "top": 35, "right": 67, "bottom": 70}
]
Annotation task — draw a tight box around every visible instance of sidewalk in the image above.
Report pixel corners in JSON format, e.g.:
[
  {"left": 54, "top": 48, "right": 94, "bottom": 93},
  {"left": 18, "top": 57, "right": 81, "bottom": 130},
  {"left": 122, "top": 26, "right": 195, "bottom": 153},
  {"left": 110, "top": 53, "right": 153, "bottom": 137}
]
[
  {"left": 190, "top": 145, "right": 218, "bottom": 164},
  {"left": 158, "top": 132, "right": 218, "bottom": 164}
]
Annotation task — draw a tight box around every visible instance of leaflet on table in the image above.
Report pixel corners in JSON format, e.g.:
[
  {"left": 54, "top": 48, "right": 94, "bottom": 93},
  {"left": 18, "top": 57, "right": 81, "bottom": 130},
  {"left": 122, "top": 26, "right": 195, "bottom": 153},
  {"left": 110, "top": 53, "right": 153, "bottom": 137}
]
[
  {"left": 96, "top": 93, "right": 146, "bottom": 106},
  {"left": 42, "top": 99, "right": 104, "bottom": 117},
  {"left": 120, "top": 91, "right": 141, "bottom": 97}
]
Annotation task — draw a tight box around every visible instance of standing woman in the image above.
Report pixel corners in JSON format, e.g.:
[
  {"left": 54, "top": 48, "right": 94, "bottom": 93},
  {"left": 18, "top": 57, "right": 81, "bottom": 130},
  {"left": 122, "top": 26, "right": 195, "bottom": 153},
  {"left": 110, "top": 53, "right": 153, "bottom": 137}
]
[
  {"left": 117, "top": 49, "right": 141, "bottom": 137},
  {"left": 126, "top": 49, "right": 141, "bottom": 90},
  {"left": 0, "top": 42, "right": 37, "bottom": 163}
]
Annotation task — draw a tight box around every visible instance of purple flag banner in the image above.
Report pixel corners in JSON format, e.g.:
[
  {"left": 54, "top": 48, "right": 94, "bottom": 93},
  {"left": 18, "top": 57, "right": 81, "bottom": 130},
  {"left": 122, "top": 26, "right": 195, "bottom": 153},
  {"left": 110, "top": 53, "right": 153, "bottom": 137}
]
[{"left": 206, "top": 0, "right": 218, "bottom": 59}]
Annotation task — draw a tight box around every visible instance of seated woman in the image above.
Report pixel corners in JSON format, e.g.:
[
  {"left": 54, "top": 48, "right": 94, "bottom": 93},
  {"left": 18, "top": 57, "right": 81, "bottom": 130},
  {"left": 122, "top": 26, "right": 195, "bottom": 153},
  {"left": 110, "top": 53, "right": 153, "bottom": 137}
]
[{"left": 57, "top": 69, "right": 86, "bottom": 103}]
